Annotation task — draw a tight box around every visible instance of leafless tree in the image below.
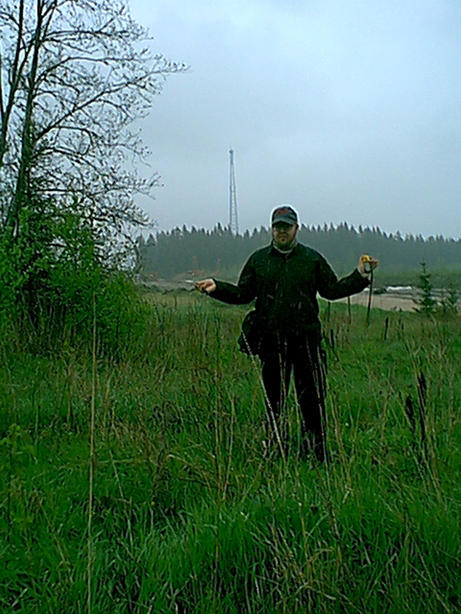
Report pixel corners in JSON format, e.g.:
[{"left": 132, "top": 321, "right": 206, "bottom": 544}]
[{"left": 0, "top": 0, "right": 186, "bottom": 260}]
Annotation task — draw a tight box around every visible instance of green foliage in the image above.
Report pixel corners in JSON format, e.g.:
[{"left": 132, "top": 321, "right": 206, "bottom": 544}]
[
  {"left": 439, "top": 284, "right": 459, "bottom": 315},
  {"left": 0, "top": 0, "right": 185, "bottom": 356},
  {"left": 413, "top": 261, "right": 459, "bottom": 316},
  {"left": 0, "top": 298, "right": 459, "bottom": 612},
  {"left": 0, "top": 195, "right": 153, "bottom": 356},
  {"left": 415, "top": 261, "right": 436, "bottom": 315},
  {"left": 1, "top": 199, "right": 92, "bottom": 315}
]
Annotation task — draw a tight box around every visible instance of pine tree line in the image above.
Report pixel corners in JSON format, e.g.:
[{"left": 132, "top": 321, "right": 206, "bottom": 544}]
[{"left": 136, "top": 222, "right": 461, "bottom": 283}]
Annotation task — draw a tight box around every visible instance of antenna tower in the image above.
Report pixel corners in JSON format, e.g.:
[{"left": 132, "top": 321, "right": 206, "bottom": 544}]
[{"left": 228, "top": 148, "right": 239, "bottom": 234}]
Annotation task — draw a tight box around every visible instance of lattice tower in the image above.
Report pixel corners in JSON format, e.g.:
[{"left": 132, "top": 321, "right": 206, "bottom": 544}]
[{"left": 228, "top": 148, "right": 239, "bottom": 234}]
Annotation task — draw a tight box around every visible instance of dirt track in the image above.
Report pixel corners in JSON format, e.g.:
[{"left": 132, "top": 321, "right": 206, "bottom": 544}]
[{"left": 340, "top": 292, "right": 417, "bottom": 312}]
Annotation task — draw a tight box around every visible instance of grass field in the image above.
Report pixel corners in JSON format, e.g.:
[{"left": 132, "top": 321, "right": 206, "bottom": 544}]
[{"left": 1, "top": 293, "right": 460, "bottom": 613}]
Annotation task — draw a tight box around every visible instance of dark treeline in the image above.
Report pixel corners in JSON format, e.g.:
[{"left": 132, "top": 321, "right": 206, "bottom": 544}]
[{"left": 137, "top": 222, "right": 461, "bottom": 282}]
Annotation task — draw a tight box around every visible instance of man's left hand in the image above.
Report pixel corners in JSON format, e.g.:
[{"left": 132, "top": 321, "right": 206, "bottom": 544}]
[{"left": 358, "top": 254, "right": 379, "bottom": 277}]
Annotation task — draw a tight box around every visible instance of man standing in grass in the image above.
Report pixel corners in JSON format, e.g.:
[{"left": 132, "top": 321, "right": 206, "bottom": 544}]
[{"left": 196, "top": 205, "right": 378, "bottom": 462}]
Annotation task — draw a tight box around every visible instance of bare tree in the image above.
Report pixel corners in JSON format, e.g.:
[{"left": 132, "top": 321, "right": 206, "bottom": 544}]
[{"left": 0, "top": 0, "right": 186, "bottom": 259}]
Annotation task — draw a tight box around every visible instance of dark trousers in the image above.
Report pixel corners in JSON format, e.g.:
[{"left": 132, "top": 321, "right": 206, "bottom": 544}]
[{"left": 260, "top": 333, "right": 327, "bottom": 460}]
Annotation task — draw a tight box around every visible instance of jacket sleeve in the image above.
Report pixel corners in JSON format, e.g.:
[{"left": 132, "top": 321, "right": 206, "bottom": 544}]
[
  {"left": 316, "top": 256, "right": 369, "bottom": 300},
  {"left": 209, "top": 255, "right": 257, "bottom": 305}
]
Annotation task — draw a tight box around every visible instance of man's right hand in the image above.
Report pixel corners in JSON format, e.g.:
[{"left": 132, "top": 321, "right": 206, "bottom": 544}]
[{"left": 195, "top": 279, "right": 216, "bottom": 294}]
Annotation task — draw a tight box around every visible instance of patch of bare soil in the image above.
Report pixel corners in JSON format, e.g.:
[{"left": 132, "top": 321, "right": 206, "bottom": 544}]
[{"left": 340, "top": 292, "right": 417, "bottom": 312}]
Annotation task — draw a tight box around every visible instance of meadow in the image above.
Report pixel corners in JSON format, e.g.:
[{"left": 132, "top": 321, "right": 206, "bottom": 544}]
[{"left": 1, "top": 291, "right": 460, "bottom": 613}]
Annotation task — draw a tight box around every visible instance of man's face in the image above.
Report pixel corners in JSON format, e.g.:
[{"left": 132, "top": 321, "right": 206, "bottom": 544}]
[{"left": 272, "top": 222, "right": 298, "bottom": 248}]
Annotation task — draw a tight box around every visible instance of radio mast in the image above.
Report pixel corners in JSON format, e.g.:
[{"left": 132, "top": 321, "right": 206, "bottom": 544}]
[{"left": 228, "top": 148, "right": 239, "bottom": 234}]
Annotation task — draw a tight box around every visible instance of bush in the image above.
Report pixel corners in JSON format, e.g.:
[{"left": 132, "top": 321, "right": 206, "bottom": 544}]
[{"left": 0, "top": 199, "right": 149, "bottom": 356}]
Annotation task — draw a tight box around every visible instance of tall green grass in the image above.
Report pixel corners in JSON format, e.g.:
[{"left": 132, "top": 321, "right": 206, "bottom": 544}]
[{"left": 1, "top": 291, "right": 459, "bottom": 612}]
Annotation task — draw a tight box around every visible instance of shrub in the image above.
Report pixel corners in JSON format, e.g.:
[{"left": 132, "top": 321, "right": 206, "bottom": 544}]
[{"left": 0, "top": 198, "right": 149, "bottom": 355}]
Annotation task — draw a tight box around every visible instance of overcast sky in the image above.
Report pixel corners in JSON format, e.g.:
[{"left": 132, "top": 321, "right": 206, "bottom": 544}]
[{"left": 129, "top": 0, "right": 461, "bottom": 239}]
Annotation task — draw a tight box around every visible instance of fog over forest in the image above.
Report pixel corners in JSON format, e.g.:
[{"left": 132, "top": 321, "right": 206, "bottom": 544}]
[{"left": 137, "top": 223, "right": 461, "bottom": 285}]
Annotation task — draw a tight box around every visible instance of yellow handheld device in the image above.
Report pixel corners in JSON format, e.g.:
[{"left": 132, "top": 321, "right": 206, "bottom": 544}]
[{"left": 361, "top": 254, "right": 374, "bottom": 274}]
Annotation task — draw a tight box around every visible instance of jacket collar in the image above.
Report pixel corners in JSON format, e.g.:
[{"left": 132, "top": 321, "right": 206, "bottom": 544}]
[{"left": 270, "top": 240, "right": 299, "bottom": 257}]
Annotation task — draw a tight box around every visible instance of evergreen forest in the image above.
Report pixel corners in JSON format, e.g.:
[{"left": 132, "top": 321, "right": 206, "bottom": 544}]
[{"left": 137, "top": 223, "right": 461, "bottom": 286}]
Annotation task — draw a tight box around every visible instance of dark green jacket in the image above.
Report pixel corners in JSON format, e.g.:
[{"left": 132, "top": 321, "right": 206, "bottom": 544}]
[{"left": 210, "top": 242, "right": 369, "bottom": 335}]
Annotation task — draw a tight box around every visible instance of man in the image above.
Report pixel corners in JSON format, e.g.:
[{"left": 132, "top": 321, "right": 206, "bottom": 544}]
[{"left": 196, "top": 205, "right": 378, "bottom": 461}]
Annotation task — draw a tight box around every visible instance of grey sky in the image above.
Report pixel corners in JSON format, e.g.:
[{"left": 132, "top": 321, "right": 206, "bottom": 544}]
[{"left": 130, "top": 0, "right": 461, "bottom": 238}]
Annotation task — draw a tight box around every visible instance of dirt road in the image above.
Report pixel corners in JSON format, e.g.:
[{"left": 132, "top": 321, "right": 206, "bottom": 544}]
[{"left": 340, "top": 292, "right": 417, "bottom": 312}]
